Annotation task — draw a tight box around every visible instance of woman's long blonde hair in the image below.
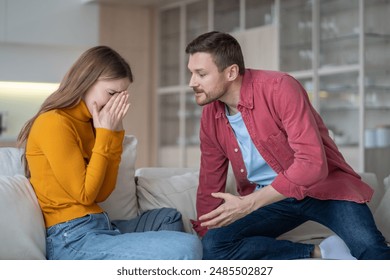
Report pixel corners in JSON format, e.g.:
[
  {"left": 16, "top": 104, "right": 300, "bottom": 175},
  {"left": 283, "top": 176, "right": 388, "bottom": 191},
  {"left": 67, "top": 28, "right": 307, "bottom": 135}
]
[{"left": 17, "top": 46, "right": 133, "bottom": 176}]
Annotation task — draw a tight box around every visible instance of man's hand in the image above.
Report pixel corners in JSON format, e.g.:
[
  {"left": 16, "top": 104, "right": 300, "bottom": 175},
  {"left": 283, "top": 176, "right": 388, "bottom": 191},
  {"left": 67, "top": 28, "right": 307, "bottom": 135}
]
[
  {"left": 92, "top": 91, "right": 130, "bottom": 131},
  {"left": 198, "top": 185, "right": 286, "bottom": 229},
  {"left": 199, "top": 192, "right": 254, "bottom": 229}
]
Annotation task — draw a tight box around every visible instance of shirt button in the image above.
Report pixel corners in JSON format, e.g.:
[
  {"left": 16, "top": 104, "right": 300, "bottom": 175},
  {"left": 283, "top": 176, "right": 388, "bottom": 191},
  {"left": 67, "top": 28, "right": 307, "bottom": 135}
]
[
  {"left": 240, "top": 169, "right": 244, "bottom": 173},
  {"left": 234, "top": 148, "right": 239, "bottom": 152}
]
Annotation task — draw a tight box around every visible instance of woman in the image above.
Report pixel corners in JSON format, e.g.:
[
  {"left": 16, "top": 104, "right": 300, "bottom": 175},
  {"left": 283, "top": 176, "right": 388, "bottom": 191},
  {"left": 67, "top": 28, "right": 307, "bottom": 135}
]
[{"left": 17, "top": 46, "right": 202, "bottom": 260}]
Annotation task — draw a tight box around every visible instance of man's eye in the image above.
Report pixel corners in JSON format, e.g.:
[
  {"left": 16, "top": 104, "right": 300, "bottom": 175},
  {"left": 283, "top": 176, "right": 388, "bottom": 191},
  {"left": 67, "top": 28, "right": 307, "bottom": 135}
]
[{"left": 108, "top": 92, "right": 116, "bottom": 96}]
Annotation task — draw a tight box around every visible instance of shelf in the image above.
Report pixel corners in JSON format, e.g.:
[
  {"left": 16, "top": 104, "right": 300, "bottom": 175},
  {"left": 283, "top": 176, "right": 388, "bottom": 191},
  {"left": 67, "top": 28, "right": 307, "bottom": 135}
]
[
  {"left": 288, "top": 64, "right": 360, "bottom": 78},
  {"left": 279, "top": 0, "right": 312, "bottom": 12},
  {"left": 320, "top": 0, "right": 359, "bottom": 15},
  {"left": 366, "top": 85, "right": 390, "bottom": 92},
  {"left": 364, "top": 105, "right": 390, "bottom": 110},
  {"left": 288, "top": 70, "right": 313, "bottom": 79},
  {"left": 365, "top": 32, "right": 390, "bottom": 41},
  {"left": 318, "top": 64, "right": 360, "bottom": 76},
  {"left": 280, "top": 41, "right": 312, "bottom": 49},
  {"left": 320, "top": 32, "right": 359, "bottom": 44}
]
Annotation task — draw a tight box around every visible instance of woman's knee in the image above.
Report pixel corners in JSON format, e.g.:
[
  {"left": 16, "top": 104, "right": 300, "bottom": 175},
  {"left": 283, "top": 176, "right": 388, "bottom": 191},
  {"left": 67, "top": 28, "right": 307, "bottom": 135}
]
[
  {"left": 167, "top": 232, "right": 203, "bottom": 259},
  {"left": 184, "top": 234, "right": 203, "bottom": 259}
]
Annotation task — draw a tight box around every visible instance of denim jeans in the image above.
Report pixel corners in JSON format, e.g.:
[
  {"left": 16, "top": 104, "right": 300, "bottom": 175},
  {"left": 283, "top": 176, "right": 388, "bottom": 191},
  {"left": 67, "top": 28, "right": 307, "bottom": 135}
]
[
  {"left": 46, "top": 208, "right": 202, "bottom": 260},
  {"left": 202, "top": 197, "right": 390, "bottom": 260}
]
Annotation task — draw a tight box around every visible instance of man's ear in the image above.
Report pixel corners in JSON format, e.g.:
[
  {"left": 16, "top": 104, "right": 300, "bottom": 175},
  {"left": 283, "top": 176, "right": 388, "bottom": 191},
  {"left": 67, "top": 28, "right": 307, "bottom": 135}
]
[{"left": 226, "top": 64, "right": 239, "bottom": 81}]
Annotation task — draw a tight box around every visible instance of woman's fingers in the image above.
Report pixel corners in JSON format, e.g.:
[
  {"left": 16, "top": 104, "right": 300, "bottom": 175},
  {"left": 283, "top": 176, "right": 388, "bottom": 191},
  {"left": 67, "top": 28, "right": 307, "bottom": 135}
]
[
  {"left": 114, "top": 92, "right": 128, "bottom": 115},
  {"left": 94, "top": 91, "right": 130, "bottom": 130}
]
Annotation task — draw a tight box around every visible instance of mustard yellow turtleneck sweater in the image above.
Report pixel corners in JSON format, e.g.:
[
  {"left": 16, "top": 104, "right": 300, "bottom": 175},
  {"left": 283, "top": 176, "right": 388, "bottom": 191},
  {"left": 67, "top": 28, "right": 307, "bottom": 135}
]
[{"left": 26, "top": 100, "right": 125, "bottom": 227}]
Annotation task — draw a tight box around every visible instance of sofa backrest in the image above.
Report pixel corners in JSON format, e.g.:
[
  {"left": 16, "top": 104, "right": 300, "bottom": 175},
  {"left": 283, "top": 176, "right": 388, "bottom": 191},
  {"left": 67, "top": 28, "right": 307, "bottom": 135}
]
[{"left": 0, "top": 147, "right": 25, "bottom": 176}]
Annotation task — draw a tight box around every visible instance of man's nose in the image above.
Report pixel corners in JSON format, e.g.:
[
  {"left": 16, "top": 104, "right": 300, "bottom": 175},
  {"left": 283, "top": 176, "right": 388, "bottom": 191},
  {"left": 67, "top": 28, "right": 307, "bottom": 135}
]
[{"left": 189, "top": 74, "right": 197, "bottom": 87}]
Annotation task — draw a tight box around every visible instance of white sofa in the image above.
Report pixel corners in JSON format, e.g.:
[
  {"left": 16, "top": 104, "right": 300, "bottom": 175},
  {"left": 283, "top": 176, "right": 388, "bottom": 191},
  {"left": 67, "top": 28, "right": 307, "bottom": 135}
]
[{"left": 1, "top": 135, "right": 389, "bottom": 259}]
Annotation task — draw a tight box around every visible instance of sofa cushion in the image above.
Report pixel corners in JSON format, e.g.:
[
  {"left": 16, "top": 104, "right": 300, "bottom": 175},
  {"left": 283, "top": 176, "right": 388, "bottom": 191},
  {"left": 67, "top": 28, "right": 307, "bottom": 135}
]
[
  {"left": 0, "top": 175, "right": 46, "bottom": 259},
  {"left": 0, "top": 147, "right": 25, "bottom": 176},
  {"left": 135, "top": 168, "right": 237, "bottom": 234},
  {"left": 98, "top": 135, "right": 138, "bottom": 221}
]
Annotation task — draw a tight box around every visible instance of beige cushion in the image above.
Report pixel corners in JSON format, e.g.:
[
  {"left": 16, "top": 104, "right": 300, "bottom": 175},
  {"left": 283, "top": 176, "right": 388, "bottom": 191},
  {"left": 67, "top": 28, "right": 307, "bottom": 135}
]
[
  {"left": 98, "top": 135, "right": 138, "bottom": 221},
  {"left": 136, "top": 171, "right": 198, "bottom": 233},
  {"left": 0, "top": 175, "right": 46, "bottom": 259},
  {"left": 136, "top": 168, "right": 237, "bottom": 234},
  {"left": 374, "top": 174, "right": 390, "bottom": 243}
]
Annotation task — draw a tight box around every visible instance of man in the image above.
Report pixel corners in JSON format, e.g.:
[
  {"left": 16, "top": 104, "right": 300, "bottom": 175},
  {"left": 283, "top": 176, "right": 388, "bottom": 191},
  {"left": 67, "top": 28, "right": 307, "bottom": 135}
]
[{"left": 186, "top": 31, "right": 390, "bottom": 260}]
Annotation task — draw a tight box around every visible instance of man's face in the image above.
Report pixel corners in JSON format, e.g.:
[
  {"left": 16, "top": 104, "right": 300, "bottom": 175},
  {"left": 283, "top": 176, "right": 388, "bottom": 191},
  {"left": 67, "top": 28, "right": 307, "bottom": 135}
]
[{"left": 187, "top": 52, "right": 229, "bottom": 106}]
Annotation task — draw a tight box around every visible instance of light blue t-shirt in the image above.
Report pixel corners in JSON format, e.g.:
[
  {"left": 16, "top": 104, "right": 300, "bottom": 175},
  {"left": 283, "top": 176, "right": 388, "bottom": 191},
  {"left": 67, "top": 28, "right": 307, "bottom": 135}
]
[{"left": 226, "top": 108, "right": 277, "bottom": 188}]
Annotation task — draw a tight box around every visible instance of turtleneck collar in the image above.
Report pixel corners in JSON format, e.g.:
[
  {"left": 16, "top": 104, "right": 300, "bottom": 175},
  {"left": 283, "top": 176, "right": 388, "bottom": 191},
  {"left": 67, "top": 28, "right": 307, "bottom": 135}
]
[{"left": 62, "top": 100, "right": 92, "bottom": 122}]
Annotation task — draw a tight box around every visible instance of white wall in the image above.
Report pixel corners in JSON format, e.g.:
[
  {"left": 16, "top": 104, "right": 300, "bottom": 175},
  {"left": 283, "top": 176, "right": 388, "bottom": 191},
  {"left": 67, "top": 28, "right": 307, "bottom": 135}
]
[
  {"left": 0, "top": 44, "right": 90, "bottom": 82},
  {"left": 0, "top": 0, "right": 99, "bottom": 141},
  {"left": 0, "top": 0, "right": 99, "bottom": 82}
]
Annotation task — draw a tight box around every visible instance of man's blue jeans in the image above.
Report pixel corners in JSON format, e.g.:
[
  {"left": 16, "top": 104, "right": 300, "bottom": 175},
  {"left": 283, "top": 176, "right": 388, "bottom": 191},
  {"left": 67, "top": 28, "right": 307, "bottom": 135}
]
[
  {"left": 202, "top": 197, "right": 390, "bottom": 259},
  {"left": 46, "top": 208, "right": 202, "bottom": 260}
]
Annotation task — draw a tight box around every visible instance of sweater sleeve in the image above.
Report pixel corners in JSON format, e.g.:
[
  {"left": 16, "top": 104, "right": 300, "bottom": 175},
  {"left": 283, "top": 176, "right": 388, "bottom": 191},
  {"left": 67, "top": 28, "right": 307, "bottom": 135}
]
[{"left": 94, "top": 128, "right": 125, "bottom": 202}]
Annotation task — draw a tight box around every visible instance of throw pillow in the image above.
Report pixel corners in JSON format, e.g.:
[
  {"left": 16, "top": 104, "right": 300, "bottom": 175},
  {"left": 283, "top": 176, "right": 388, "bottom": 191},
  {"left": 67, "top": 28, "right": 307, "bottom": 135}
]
[
  {"left": 98, "top": 135, "right": 138, "bottom": 221},
  {"left": 0, "top": 175, "right": 46, "bottom": 259},
  {"left": 136, "top": 168, "right": 237, "bottom": 234},
  {"left": 136, "top": 171, "right": 199, "bottom": 234}
]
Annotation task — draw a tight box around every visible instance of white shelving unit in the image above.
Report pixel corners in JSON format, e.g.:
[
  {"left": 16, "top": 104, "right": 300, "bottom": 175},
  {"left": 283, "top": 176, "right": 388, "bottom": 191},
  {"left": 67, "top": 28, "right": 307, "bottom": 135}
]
[{"left": 279, "top": 0, "right": 390, "bottom": 183}]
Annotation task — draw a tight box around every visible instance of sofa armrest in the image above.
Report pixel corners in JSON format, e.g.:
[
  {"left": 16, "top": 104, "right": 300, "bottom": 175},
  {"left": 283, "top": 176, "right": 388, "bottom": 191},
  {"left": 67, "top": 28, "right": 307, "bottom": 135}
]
[{"left": 359, "top": 172, "right": 382, "bottom": 213}]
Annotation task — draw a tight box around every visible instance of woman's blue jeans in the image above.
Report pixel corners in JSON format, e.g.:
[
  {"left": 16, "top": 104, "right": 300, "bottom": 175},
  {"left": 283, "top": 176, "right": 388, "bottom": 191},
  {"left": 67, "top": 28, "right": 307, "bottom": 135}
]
[
  {"left": 202, "top": 197, "right": 390, "bottom": 260},
  {"left": 46, "top": 208, "right": 202, "bottom": 260}
]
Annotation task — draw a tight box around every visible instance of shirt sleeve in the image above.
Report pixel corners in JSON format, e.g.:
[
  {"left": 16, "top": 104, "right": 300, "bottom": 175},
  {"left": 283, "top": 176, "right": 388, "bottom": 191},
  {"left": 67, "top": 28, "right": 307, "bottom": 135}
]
[
  {"left": 192, "top": 109, "right": 230, "bottom": 237},
  {"left": 270, "top": 75, "right": 328, "bottom": 199}
]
